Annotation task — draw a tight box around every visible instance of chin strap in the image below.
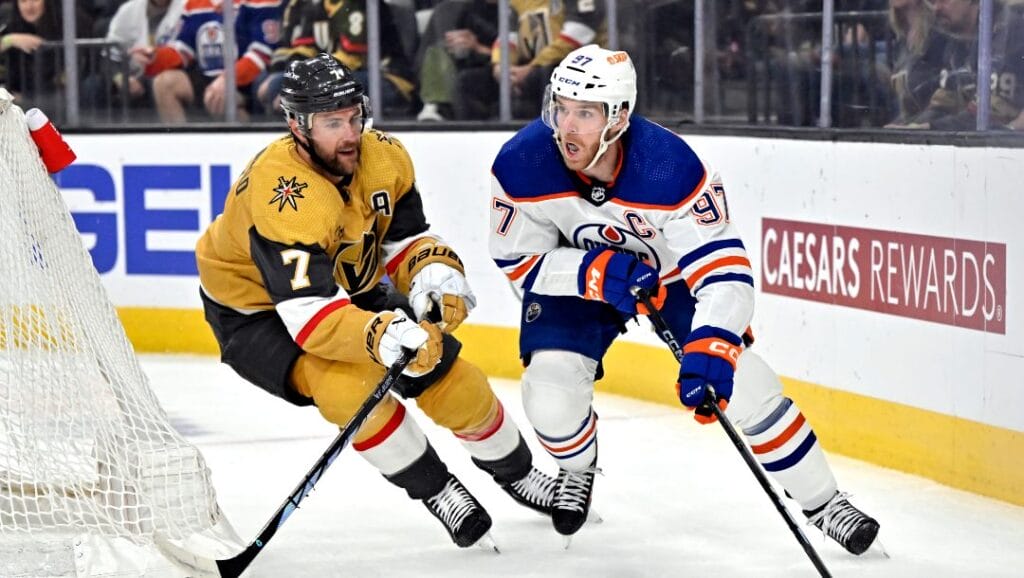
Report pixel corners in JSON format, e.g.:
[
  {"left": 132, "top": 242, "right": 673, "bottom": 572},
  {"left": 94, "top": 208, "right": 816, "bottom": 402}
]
[{"left": 583, "top": 116, "right": 630, "bottom": 172}]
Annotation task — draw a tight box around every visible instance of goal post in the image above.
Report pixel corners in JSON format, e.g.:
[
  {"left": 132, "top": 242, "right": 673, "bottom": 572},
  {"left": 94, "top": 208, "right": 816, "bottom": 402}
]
[{"left": 0, "top": 89, "right": 242, "bottom": 577}]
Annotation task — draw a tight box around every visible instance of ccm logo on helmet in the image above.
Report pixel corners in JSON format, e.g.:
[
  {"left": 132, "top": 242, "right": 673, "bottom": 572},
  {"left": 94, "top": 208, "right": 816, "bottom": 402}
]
[
  {"left": 606, "top": 52, "right": 628, "bottom": 64},
  {"left": 555, "top": 74, "right": 581, "bottom": 86}
]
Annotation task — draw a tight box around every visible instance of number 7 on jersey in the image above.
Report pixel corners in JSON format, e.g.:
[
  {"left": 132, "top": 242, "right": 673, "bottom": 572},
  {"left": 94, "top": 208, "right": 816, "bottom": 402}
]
[{"left": 492, "top": 198, "right": 517, "bottom": 236}]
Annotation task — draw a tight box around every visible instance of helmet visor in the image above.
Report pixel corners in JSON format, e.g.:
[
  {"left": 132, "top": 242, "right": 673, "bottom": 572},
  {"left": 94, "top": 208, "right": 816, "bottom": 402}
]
[
  {"left": 542, "top": 86, "right": 609, "bottom": 136},
  {"left": 310, "top": 104, "right": 367, "bottom": 137}
]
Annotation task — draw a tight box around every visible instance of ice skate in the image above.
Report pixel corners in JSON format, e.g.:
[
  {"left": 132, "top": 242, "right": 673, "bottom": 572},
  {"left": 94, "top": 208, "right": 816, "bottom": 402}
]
[
  {"left": 552, "top": 461, "right": 600, "bottom": 546},
  {"left": 501, "top": 466, "right": 558, "bottom": 516},
  {"left": 423, "top": 476, "right": 495, "bottom": 549},
  {"left": 804, "top": 491, "right": 880, "bottom": 555}
]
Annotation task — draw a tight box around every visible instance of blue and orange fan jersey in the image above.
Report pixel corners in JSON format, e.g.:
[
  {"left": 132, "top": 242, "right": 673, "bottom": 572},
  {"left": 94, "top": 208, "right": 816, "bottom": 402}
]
[{"left": 146, "top": 0, "right": 284, "bottom": 87}]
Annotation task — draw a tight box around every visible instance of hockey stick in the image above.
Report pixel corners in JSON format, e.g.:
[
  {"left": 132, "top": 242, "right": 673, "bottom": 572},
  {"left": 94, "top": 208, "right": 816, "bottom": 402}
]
[
  {"left": 216, "top": 348, "right": 415, "bottom": 578},
  {"left": 630, "top": 287, "right": 832, "bottom": 578}
]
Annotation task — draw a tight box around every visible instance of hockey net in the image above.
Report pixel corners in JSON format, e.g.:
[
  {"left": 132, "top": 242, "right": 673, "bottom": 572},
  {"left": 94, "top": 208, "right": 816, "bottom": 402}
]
[{"left": 0, "top": 90, "right": 241, "bottom": 577}]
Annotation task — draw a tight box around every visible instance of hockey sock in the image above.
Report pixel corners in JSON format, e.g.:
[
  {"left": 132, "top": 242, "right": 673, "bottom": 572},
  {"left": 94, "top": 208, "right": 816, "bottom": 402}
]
[
  {"left": 536, "top": 407, "right": 598, "bottom": 472},
  {"left": 471, "top": 434, "right": 533, "bottom": 484},
  {"left": 456, "top": 401, "right": 523, "bottom": 463},
  {"left": 382, "top": 444, "right": 451, "bottom": 501},
  {"left": 742, "top": 397, "right": 837, "bottom": 510}
]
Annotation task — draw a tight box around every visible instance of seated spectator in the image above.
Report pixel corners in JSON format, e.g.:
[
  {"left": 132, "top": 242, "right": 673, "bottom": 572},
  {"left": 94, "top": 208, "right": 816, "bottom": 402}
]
[
  {"left": 147, "top": 0, "right": 283, "bottom": 123},
  {"left": 760, "top": 0, "right": 891, "bottom": 126},
  {"left": 645, "top": 0, "right": 693, "bottom": 116},
  {"left": 82, "top": 0, "right": 184, "bottom": 121},
  {"left": 455, "top": 0, "right": 607, "bottom": 120},
  {"left": 886, "top": 0, "right": 948, "bottom": 124},
  {"left": 415, "top": 0, "right": 497, "bottom": 121},
  {"left": 257, "top": 0, "right": 417, "bottom": 119},
  {"left": 895, "top": 0, "right": 1024, "bottom": 129},
  {"left": 759, "top": 0, "right": 826, "bottom": 125},
  {"left": 0, "top": 0, "right": 92, "bottom": 113}
]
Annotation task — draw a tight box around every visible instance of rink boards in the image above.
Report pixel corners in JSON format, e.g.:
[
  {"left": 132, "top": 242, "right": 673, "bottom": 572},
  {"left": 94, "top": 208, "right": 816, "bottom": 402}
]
[{"left": 57, "top": 130, "right": 1023, "bottom": 507}]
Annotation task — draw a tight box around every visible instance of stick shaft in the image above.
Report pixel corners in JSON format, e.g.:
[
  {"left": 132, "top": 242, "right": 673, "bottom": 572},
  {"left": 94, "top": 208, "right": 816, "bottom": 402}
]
[
  {"left": 632, "top": 288, "right": 832, "bottom": 578},
  {"left": 216, "top": 350, "right": 413, "bottom": 578}
]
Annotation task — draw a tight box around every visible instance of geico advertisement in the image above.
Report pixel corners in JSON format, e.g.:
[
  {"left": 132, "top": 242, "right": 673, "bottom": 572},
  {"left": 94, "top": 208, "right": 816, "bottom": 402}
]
[
  {"left": 55, "top": 162, "right": 235, "bottom": 277},
  {"left": 54, "top": 132, "right": 516, "bottom": 312},
  {"left": 761, "top": 218, "right": 1006, "bottom": 334}
]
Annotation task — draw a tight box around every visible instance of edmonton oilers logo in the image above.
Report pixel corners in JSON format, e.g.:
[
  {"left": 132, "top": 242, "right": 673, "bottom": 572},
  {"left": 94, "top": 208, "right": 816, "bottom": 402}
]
[
  {"left": 572, "top": 224, "right": 662, "bottom": 270},
  {"left": 525, "top": 302, "right": 542, "bottom": 323}
]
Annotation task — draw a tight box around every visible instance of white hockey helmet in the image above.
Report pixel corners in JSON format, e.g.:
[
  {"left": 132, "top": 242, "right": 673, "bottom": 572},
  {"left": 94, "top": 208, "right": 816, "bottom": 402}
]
[
  {"left": 546, "top": 44, "right": 637, "bottom": 123},
  {"left": 543, "top": 45, "right": 637, "bottom": 170}
]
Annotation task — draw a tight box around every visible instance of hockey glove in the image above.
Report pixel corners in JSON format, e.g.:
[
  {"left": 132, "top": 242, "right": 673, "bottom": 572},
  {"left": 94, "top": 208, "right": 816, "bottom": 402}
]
[
  {"left": 366, "top": 309, "right": 443, "bottom": 377},
  {"left": 578, "top": 247, "right": 666, "bottom": 316},
  {"left": 408, "top": 262, "right": 477, "bottom": 333},
  {"left": 677, "top": 326, "right": 743, "bottom": 424}
]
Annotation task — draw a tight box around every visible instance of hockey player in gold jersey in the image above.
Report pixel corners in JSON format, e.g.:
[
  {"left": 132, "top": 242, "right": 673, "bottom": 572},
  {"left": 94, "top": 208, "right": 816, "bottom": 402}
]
[{"left": 196, "top": 53, "right": 557, "bottom": 549}]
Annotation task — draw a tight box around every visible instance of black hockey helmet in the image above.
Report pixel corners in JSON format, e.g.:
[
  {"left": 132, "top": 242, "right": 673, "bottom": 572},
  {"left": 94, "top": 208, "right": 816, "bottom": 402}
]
[{"left": 280, "top": 53, "right": 371, "bottom": 135}]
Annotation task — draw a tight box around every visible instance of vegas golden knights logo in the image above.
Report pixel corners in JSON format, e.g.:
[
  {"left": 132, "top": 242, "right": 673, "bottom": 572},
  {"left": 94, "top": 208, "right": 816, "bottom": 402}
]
[
  {"left": 522, "top": 12, "right": 552, "bottom": 57},
  {"left": 334, "top": 229, "right": 380, "bottom": 294}
]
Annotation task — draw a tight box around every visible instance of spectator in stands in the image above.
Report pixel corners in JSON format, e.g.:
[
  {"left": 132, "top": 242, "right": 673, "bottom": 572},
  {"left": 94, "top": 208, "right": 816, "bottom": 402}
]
[
  {"left": 81, "top": 0, "right": 125, "bottom": 38},
  {"left": 1, "top": 0, "right": 91, "bottom": 110},
  {"left": 761, "top": 0, "right": 891, "bottom": 126},
  {"left": 885, "top": 0, "right": 948, "bottom": 125},
  {"left": 758, "top": 0, "right": 825, "bottom": 125},
  {"left": 415, "top": 0, "right": 497, "bottom": 121},
  {"left": 644, "top": 0, "right": 693, "bottom": 116},
  {"left": 896, "top": 0, "right": 1024, "bottom": 129},
  {"left": 454, "top": 0, "right": 607, "bottom": 120},
  {"left": 148, "top": 0, "right": 283, "bottom": 124},
  {"left": 257, "top": 0, "right": 417, "bottom": 119},
  {"left": 82, "top": 0, "right": 184, "bottom": 120},
  {"left": 835, "top": 0, "right": 893, "bottom": 126}
]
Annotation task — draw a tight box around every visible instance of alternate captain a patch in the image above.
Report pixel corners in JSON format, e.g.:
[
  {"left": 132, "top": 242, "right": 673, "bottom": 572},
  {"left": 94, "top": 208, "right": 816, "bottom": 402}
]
[{"left": 270, "top": 176, "right": 308, "bottom": 212}]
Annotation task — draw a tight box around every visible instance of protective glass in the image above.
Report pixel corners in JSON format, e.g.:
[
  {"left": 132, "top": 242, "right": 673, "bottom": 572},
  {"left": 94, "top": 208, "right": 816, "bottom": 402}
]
[{"left": 542, "top": 86, "right": 609, "bottom": 136}]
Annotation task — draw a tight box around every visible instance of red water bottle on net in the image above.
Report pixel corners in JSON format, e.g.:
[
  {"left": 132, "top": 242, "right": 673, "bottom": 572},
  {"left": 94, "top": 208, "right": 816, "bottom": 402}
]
[{"left": 25, "top": 108, "right": 76, "bottom": 173}]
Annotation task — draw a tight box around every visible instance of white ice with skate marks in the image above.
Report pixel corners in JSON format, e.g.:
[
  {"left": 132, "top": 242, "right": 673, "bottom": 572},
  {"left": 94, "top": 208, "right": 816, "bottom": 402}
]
[{"left": 144, "top": 355, "right": 1024, "bottom": 578}]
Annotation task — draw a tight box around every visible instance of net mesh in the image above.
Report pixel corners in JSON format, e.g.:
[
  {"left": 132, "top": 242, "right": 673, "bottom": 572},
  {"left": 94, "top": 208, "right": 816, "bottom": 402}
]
[{"left": 0, "top": 94, "right": 234, "bottom": 575}]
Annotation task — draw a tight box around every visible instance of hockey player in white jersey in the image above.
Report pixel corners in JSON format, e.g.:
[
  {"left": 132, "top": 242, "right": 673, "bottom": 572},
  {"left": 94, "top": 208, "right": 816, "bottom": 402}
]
[{"left": 488, "top": 44, "right": 880, "bottom": 554}]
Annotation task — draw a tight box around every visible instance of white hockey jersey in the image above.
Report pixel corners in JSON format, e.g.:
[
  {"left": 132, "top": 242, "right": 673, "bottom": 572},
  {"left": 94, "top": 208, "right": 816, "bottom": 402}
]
[{"left": 489, "top": 116, "right": 755, "bottom": 337}]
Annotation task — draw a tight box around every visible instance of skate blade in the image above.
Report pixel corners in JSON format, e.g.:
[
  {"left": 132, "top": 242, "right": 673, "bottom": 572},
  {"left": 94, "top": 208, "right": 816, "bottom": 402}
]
[
  {"left": 562, "top": 534, "right": 574, "bottom": 550},
  {"left": 587, "top": 508, "right": 603, "bottom": 524},
  {"left": 476, "top": 533, "right": 500, "bottom": 554},
  {"left": 870, "top": 537, "right": 890, "bottom": 559}
]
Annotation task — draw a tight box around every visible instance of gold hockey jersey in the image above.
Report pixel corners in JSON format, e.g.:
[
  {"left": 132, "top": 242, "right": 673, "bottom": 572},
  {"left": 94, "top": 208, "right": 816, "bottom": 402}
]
[
  {"left": 497, "top": 0, "right": 607, "bottom": 68},
  {"left": 196, "top": 130, "right": 436, "bottom": 364}
]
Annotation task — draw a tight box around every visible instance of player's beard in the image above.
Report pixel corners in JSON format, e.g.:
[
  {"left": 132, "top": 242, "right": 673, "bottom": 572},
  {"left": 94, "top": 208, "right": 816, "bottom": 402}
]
[{"left": 315, "top": 138, "right": 361, "bottom": 176}]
